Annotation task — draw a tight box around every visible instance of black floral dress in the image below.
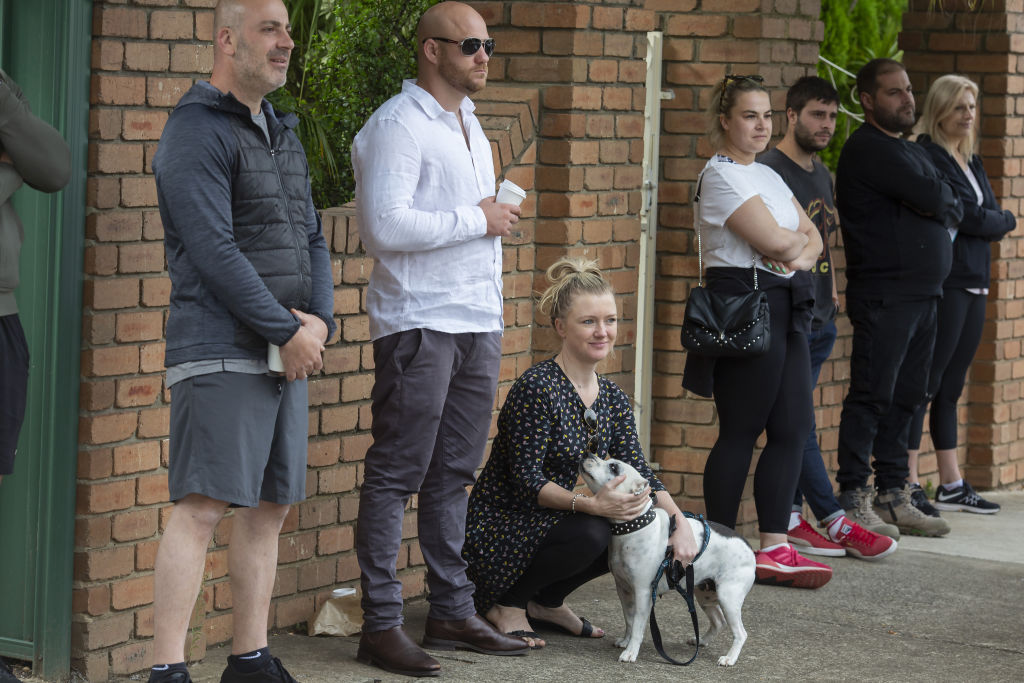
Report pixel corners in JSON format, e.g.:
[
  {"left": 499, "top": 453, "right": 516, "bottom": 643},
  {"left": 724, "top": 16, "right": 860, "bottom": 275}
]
[{"left": 463, "top": 358, "right": 665, "bottom": 614}]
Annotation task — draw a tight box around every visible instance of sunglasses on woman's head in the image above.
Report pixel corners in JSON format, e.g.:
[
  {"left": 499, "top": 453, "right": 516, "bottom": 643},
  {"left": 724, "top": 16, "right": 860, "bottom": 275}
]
[
  {"left": 424, "top": 36, "right": 496, "bottom": 57},
  {"left": 723, "top": 74, "right": 764, "bottom": 86},
  {"left": 584, "top": 408, "right": 600, "bottom": 456}
]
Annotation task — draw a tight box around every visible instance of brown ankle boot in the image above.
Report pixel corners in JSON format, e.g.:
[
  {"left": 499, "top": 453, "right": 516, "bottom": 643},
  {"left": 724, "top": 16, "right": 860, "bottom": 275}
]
[{"left": 357, "top": 626, "right": 440, "bottom": 677}]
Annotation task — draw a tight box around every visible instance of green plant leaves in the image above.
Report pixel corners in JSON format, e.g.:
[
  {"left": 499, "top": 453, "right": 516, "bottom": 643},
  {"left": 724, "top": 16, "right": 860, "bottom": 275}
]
[
  {"left": 816, "top": 0, "right": 909, "bottom": 171},
  {"left": 270, "top": 0, "right": 442, "bottom": 207}
]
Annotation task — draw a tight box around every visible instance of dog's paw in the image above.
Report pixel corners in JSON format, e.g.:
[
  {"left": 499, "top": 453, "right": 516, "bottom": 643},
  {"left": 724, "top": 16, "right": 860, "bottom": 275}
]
[
  {"left": 718, "top": 655, "right": 738, "bottom": 667},
  {"left": 687, "top": 636, "right": 698, "bottom": 645},
  {"left": 618, "top": 648, "right": 639, "bottom": 663},
  {"left": 614, "top": 636, "right": 629, "bottom": 648}
]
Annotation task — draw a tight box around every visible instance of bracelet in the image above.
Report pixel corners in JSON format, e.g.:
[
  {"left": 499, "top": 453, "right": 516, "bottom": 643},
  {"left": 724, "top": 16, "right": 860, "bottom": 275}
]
[{"left": 571, "top": 493, "right": 586, "bottom": 513}]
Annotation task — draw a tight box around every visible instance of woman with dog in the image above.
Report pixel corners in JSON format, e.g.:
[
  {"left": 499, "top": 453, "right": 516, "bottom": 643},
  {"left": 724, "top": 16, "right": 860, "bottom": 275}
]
[
  {"left": 682, "top": 74, "right": 831, "bottom": 588},
  {"left": 464, "top": 257, "right": 698, "bottom": 649},
  {"left": 905, "top": 75, "right": 1015, "bottom": 515}
]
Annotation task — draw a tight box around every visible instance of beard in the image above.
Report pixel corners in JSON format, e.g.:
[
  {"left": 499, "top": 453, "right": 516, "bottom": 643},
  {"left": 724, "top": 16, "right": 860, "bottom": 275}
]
[
  {"left": 872, "top": 104, "right": 915, "bottom": 135},
  {"left": 236, "top": 37, "right": 289, "bottom": 94},
  {"left": 438, "top": 52, "right": 486, "bottom": 95},
  {"left": 793, "top": 119, "right": 830, "bottom": 153}
]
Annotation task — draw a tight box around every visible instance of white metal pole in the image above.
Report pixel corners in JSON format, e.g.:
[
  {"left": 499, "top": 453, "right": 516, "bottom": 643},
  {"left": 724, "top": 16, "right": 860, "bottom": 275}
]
[{"left": 634, "top": 31, "right": 672, "bottom": 461}]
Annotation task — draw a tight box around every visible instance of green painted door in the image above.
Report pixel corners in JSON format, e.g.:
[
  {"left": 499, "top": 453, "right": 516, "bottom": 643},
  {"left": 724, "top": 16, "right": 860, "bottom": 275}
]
[{"left": 0, "top": 0, "right": 89, "bottom": 678}]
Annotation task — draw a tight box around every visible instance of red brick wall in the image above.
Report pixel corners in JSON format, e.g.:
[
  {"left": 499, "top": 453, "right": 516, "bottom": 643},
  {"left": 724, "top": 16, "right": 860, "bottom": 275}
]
[
  {"left": 479, "top": 0, "right": 654, "bottom": 391},
  {"left": 79, "top": 3, "right": 541, "bottom": 678},
  {"left": 644, "top": 2, "right": 828, "bottom": 526},
  {"left": 900, "top": 0, "right": 1024, "bottom": 488},
  {"left": 480, "top": 0, "right": 823, "bottom": 528},
  {"left": 77, "top": 0, "right": 1024, "bottom": 679},
  {"left": 79, "top": 2, "right": 211, "bottom": 679}
]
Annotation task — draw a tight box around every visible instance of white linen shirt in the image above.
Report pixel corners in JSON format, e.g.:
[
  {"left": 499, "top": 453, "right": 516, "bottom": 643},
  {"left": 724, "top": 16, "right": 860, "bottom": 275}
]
[
  {"left": 353, "top": 79, "right": 503, "bottom": 340},
  {"left": 697, "top": 154, "right": 799, "bottom": 278}
]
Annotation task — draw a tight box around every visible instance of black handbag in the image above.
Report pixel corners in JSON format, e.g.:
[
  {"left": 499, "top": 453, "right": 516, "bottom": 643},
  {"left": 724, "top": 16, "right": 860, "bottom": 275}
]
[{"left": 679, "top": 172, "right": 771, "bottom": 358}]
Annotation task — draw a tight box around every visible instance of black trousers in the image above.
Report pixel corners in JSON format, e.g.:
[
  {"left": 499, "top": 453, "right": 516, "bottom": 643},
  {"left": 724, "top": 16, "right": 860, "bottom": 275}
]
[
  {"left": 498, "top": 513, "right": 610, "bottom": 609},
  {"left": 703, "top": 285, "right": 812, "bottom": 534},
  {"left": 0, "top": 313, "right": 29, "bottom": 476},
  {"left": 908, "top": 288, "right": 986, "bottom": 451},
  {"left": 837, "top": 296, "right": 938, "bottom": 491}
]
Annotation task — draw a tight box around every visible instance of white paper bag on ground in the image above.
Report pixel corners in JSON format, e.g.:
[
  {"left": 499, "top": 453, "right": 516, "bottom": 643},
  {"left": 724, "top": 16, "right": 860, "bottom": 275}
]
[{"left": 309, "top": 587, "right": 363, "bottom": 636}]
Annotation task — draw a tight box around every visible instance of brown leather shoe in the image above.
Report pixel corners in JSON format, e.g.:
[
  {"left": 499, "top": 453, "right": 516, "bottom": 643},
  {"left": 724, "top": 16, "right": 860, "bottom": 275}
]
[
  {"left": 422, "top": 614, "right": 530, "bottom": 656},
  {"left": 356, "top": 626, "right": 441, "bottom": 677}
]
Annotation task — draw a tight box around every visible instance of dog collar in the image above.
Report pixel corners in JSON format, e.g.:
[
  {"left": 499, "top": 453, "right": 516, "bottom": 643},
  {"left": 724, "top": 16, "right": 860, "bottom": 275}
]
[{"left": 611, "top": 507, "right": 657, "bottom": 535}]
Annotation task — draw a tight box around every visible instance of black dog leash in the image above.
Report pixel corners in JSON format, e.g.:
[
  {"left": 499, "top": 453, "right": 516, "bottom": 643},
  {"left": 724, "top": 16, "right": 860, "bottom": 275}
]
[{"left": 648, "top": 511, "right": 711, "bottom": 666}]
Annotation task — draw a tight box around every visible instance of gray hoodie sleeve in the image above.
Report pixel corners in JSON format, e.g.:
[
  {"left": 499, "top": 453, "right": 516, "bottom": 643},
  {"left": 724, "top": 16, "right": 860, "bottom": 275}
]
[
  {"left": 0, "top": 163, "right": 23, "bottom": 205},
  {"left": 0, "top": 70, "right": 71, "bottom": 193}
]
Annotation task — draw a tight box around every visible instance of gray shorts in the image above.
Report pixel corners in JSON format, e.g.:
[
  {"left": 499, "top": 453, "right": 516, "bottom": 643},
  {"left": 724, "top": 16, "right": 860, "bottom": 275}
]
[{"left": 168, "top": 371, "right": 308, "bottom": 507}]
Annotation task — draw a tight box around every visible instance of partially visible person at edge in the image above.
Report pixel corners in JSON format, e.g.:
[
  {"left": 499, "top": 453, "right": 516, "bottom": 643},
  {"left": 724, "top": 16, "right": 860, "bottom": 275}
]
[
  {"left": 148, "top": 1, "right": 336, "bottom": 682},
  {"left": 833, "top": 58, "right": 962, "bottom": 539},
  {"left": 0, "top": 69, "right": 70, "bottom": 683},
  {"left": 0, "top": 70, "right": 71, "bottom": 488},
  {"left": 351, "top": 1, "right": 529, "bottom": 678},
  {"left": 759, "top": 76, "right": 898, "bottom": 561},
  {"left": 463, "top": 257, "right": 698, "bottom": 650},
  {"left": 904, "top": 74, "right": 1015, "bottom": 517},
  {"left": 682, "top": 74, "right": 828, "bottom": 588}
]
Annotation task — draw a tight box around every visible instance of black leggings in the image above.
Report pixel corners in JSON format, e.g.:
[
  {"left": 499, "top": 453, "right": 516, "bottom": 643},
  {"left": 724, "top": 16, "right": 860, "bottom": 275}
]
[
  {"left": 703, "top": 286, "right": 812, "bottom": 534},
  {"left": 497, "top": 513, "right": 610, "bottom": 609},
  {"left": 908, "top": 288, "right": 986, "bottom": 451}
]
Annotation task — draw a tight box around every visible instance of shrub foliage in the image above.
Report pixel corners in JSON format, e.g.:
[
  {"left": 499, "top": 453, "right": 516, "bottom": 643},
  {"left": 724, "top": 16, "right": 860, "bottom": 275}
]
[
  {"left": 816, "top": 0, "right": 909, "bottom": 170},
  {"left": 271, "top": 0, "right": 442, "bottom": 207}
]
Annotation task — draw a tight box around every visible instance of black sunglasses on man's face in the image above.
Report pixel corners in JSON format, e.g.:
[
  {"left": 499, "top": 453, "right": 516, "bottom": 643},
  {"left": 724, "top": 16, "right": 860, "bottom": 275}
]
[{"left": 424, "top": 36, "right": 496, "bottom": 57}]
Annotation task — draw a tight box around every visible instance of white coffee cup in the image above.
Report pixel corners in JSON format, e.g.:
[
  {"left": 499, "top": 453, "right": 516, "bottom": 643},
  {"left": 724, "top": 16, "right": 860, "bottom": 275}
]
[
  {"left": 495, "top": 178, "right": 526, "bottom": 206},
  {"left": 268, "top": 343, "right": 284, "bottom": 374}
]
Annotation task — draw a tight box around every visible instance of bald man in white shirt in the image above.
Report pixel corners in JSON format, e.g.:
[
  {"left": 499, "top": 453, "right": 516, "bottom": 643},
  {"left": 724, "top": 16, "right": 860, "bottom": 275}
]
[{"left": 350, "top": 1, "right": 527, "bottom": 677}]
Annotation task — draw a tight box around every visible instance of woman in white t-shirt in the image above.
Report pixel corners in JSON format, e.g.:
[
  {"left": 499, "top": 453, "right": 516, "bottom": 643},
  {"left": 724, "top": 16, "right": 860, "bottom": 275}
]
[{"left": 682, "top": 75, "right": 829, "bottom": 588}]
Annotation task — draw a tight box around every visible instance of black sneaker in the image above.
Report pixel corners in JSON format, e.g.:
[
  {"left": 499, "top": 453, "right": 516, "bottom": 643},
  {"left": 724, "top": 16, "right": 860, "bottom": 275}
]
[
  {"left": 148, "top": 667, "right": 192, "bottom": 683},
  {"left": 908, "top": 483, "right": 940, "bottom": 517},
  {"left": 220, "top": 656, "right": 298, "bottom": 683},
  {"left": 934, "top": 481, "right": 1001, "bottom": 514},
  {"left": 1, "top": 658, "right": 23, "bottom": 683}
]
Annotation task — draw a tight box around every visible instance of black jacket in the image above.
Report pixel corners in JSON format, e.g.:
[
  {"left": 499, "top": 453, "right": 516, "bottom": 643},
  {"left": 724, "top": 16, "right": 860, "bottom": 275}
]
[
  {"left": 153, "top": 82, "right": 336, "bottom": 366},
  {"left": 836, "top": 123, "right": 963, "bottom": 299},
  {"left": 916, "top": 134, "right": 1015, "bottom": 290}
]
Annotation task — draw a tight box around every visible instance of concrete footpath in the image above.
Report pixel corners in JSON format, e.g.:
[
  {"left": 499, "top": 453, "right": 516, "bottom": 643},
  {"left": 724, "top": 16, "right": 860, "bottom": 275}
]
[{"left": 176, "top": 492, "right": 1024, "bottom": 681}]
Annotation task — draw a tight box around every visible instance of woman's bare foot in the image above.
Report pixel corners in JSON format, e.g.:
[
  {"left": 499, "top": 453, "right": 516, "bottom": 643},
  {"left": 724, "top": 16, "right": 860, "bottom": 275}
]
[
  {"left": 526, "top": 601, "right": 605, "bottom": 638},
  {"left": 484, "top": 604, "right": 546, "bottom": 648}
]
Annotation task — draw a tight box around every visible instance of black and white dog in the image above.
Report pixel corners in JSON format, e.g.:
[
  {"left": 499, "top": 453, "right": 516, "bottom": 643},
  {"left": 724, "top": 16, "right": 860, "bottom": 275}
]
[{"left": 579, "top": 456, "right": 756, "bottom": 666}]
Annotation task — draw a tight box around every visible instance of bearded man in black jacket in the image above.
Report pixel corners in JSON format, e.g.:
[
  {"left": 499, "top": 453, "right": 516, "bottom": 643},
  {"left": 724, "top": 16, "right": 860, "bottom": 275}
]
[{"left": 833, "top": 58, "right": 962, "bottom": 538}]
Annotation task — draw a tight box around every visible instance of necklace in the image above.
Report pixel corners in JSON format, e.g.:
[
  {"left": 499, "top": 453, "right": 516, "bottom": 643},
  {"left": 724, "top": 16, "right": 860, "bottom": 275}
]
[{"left": 555, "top": 354, "right": 591, "bottom": 392}]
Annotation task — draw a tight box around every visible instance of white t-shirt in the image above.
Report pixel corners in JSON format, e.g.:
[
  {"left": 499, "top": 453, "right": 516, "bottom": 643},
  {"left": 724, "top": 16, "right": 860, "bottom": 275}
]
[{"left": 695, "top": 154, "right": 800, "bottom": 277}]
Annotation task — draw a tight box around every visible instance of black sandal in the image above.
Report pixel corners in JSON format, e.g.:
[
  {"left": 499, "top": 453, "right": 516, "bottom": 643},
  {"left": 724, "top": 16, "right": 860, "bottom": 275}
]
[{"left": 530, "top": 616, "right": 603, "bottom": 638}]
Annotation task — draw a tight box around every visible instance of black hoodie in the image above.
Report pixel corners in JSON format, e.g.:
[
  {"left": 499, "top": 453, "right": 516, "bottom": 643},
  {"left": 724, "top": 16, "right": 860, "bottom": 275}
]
[
  {"left": 836, "top": 122, "right": 963, "bottom": 299},
  {"left": 916, "top": 134, "right": 1015, "bottom": 290}
]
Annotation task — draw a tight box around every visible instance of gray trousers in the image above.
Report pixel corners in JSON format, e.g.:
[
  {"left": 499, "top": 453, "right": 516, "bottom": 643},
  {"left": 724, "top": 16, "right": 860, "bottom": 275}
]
[{"left": 356, "top": 328, "right": 501, "bottom": 632}]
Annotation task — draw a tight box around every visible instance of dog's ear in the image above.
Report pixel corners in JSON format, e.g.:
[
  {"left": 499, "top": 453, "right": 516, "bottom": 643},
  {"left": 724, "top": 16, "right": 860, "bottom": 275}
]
[{"left": 618, "top": 462, "right": 647, "bottom": 494}]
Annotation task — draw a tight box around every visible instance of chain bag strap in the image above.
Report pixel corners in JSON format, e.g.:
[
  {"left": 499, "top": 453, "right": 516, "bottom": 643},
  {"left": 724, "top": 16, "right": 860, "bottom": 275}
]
[
  {"left": 693, "top": 170, "right": 758, "bottom": 288},
  {"left": 681, "top": 165, "right": 771, "bottom": 358}
]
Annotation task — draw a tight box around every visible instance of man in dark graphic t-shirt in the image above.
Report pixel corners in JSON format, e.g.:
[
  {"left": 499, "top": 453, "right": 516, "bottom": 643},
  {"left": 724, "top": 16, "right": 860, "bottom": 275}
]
[{"left": 760, "top": 76, "right": 897, "bottom": 561}]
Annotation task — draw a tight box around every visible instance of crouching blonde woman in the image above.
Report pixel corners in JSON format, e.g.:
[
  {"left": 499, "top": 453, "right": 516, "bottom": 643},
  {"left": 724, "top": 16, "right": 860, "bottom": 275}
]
[{"left": 464, "top": 257, "right": 698, "bottom": 649}]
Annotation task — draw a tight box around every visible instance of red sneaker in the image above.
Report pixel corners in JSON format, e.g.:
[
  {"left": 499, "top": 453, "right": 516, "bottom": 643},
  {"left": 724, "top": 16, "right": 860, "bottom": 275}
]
[
  {"left": 787, "top": 516, "right": 846, "bottom": 557},
  {"left": 754, "top": 544, "right": 832, "bottom": 589},
  {"left": 831, "top": 518, "right": 897, "bottom": 560}
]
